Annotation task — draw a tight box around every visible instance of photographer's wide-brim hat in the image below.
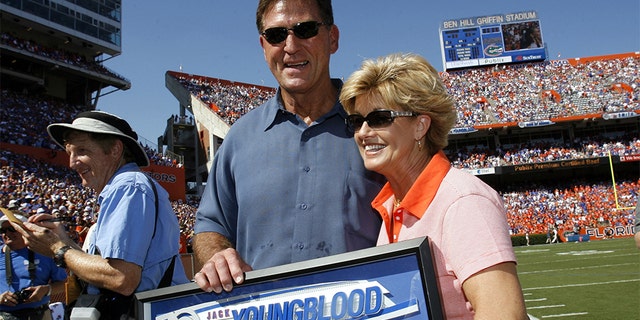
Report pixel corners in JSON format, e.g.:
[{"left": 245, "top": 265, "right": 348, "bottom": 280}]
[{"left": 47, "top": 111, "right": 150, "bottom": 167}]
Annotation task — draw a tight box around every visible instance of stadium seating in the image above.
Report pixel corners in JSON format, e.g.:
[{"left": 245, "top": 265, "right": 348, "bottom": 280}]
[
  {"left": 170, "top": 56, "right": 638, "bottom": 128},
  {"left": 2, "top": 53, "right": 638, "bottom": 249},
  {"left": 1, "top": 32, "right": 128, "bottom": 82},
  {"left": 1, "top": 89, "right": 181, "bottom": 168},
  {"left": 2, "top": 146, "right": 636, "bottom": 248}
]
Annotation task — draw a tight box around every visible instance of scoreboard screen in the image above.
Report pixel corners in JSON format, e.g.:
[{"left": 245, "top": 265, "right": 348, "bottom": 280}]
[{"left": 439, "top": 11, "right": 546, "bottom": 70}]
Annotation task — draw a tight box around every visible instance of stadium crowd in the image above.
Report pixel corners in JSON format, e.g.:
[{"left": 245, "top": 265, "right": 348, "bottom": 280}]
[
  {"left": 441, "top": 56, "right": 639, "bottom": 126},
  {"left": 174, "top": 76, "right": 275, "bottom": 125},
  {"left": 503, "top": 179, "right": 638, "bottom": 236},
  {"left": 1, "top": 32, "right": 129, "bottom": 82},
  {"left": 447, "top": 133, "right": 640, "bottom": 169},
  {"left": 1, "top": 89, "right": 180, "bottom": 168},
  {"left": 170, "top": 61, "right": 639, "bottom": 170},
  {"left": 172, "top": 56, "right": 639, "bottom": 128},
  {"left": 0, "top": 89, "right": 83, "bottom": 149},
  {"left": 2, "top": 55, "right": 638, "bottom": 249},
  {"left": 2, "top": 147, "right": 637, "bottom": 251},
  {"left": 2, "top": 83, "right": 636, "bottom": 172}
]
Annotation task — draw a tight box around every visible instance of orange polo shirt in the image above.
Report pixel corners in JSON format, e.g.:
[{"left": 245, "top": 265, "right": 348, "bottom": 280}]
[
  {"left": 372, "top": 150, "right": 450, "bottom": 243},
  {"left": 371, "top": 150, "right": 517, "bottom": 319}
]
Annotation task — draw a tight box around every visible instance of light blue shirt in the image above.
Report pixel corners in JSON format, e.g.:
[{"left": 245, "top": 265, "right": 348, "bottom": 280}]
[
  {"left": 195, "top": 79, "right": 385, "bottom": 270},
  {"left": 86, "top": 163, "right": 189, "bottom": 294}
]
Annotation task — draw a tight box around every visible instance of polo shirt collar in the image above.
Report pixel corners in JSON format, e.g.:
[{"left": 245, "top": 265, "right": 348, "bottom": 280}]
[
  {"left": 263, "top": 79, "right": 345, "bottom": 131},
  {"left": 372, "top": 150, "right": 451, "bottom": 220}
]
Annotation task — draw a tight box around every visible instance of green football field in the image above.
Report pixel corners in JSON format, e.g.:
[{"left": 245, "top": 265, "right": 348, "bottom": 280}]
[{"left": 515, "top": 237, "right": 640, "bottom": 320}]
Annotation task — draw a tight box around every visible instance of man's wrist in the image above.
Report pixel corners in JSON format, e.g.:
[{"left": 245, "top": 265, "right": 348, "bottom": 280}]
[{"left": 54, "top": 245, "right": 73, "bottom": 269}]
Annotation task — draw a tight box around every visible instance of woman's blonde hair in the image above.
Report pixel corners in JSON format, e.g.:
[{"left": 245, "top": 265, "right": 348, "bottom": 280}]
[{"left": 340, "top": 53, "right": 456, "bottom": 154}]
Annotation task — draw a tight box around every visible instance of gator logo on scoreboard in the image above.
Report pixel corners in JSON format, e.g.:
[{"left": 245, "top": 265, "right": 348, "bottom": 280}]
[
  {"left": 155, "top": 280, "right": 419, "bottom": 320},
  {"left": 483, "top": 44, "right": 503, "bottom": 57}
]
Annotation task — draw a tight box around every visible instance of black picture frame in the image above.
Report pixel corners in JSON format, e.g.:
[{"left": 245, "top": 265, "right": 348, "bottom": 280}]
[{"left": 134, "top": 236, "right": 443, "bottom": 320}]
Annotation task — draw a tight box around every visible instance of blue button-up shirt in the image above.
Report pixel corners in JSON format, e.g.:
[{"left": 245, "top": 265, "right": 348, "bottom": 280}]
[
  {"left": 86, "top": 163, "right": 189, "bottom": 294},
  {"left": 195, "top": 80, "right": 384, "bottom": 269}
]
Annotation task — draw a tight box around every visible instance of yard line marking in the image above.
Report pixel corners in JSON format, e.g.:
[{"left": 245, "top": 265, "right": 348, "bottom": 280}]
[
  {"left": 556, "top": 250, "right": 613, "bottom": 255},
  {"left": 541, "top": 312, "right": 589, "bottom": 318},
  {"left": 524, "top": 278, "right": 639, "bottom": 291},
  {"left": 527, "top": 304, "right": 565, "bottom": 309},
  {"left": 518, "top": 252, "right": 639, "bottom": 267},
  {"left": 518, "top": 262, "right": 637, "bottom": 274},
  {"left": 525, "top": 298, "right": 548, "bottom": 302},
  {"left": 518, "top": 249, "right": 551, "bottom": 253}
]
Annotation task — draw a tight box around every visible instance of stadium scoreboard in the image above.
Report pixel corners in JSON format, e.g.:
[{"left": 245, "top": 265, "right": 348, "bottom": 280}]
[{"left": 439, "top": 11, "right": 546, "bottom": 70}]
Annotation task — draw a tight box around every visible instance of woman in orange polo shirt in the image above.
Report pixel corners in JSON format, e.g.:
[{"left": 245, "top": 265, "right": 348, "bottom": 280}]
[{"left": 340, "top": 53, "right": 528, "bottom": 320}]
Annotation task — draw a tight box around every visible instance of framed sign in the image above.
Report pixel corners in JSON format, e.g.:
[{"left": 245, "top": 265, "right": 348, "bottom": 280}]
[{"left": 134, "top": 237, "right": 443, "bottom": 320}]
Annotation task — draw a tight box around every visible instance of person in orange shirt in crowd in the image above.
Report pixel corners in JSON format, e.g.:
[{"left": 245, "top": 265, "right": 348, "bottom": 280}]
[{"left": 73, "top": 216, "right": 90, "bottom": 247}]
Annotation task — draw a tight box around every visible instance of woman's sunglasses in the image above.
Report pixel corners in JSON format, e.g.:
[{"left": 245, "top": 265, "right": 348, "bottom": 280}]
[
  {"left": 0, "top": 226, "right": 16, "bottom": 234},
  {"left": 346, "top": 110, "right": 419, "bottom": 131},
  {"left": 262, "top": 21, "right": 326, "bottom": 45}
]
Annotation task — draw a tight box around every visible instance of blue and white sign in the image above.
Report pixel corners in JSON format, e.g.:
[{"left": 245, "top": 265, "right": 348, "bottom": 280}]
[{"left": 135, "top": 237, "right": 442, "bottom": 320}]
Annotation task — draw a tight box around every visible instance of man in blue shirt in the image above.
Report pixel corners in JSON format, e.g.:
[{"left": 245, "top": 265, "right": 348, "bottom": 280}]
[
  {"left": 193, "top": 0, "right": 384, "bottom": 293},
  {"left": 16, "top": 111, "right": 189, "bottom": 318}
]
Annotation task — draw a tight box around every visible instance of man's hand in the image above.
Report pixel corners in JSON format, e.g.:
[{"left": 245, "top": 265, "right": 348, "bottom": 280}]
[
  {"left": 192, "top": 232, "right": 253, "bottom": 293},
  {"left": 193, "top": 248, "right": 252, "bottom": 293},
  {"left": 15, "top": 219, "right": 67, "bottom": 257},
  {"left": 22, "top": 213, "right": 75, "bottom": 254}
]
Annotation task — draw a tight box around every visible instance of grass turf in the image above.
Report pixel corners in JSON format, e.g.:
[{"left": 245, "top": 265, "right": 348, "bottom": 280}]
[{"left": 515, "top": 237, "right": 639, "bottom": 319}]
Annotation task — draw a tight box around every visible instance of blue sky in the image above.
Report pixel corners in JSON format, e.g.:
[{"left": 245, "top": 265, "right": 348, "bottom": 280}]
[{"left": 99, "top": 0, "right": 640, "bottom": 144}]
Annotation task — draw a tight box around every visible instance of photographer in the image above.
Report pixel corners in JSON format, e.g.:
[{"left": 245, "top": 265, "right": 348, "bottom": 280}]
[
  {"left": 16, "top": 111, "right": 189, "bottom": 318},
  {"left": 0, "top": 209, "right": 67, "bottom": 320}
]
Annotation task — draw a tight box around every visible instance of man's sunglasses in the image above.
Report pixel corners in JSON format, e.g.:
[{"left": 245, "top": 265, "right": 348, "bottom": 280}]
[
  {"left": 346, "top": 110, "right": 419, "bottom": 131},
  {"left": 0, "top": 226, "right": 16, "bottom": 234},
  {"left": 262, "top": 21, "right": 326, "bottom": 45}
]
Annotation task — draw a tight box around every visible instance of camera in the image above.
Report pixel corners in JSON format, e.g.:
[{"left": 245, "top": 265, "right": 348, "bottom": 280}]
[{"left": 15, "top": 288, "right": 33, "bottom": 304}]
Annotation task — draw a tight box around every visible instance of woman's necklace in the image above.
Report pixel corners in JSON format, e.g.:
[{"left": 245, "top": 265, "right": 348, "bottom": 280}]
[{"left": 393, "top": 197, "right": 402, "bottom": 209}]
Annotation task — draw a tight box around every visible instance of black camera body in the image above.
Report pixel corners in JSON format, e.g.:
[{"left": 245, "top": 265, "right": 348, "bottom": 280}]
[{"left": 15, "top": 288, "right": 33, "bottom": 304}]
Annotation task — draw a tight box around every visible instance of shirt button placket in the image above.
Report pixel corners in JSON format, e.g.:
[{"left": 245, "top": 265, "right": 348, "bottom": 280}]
[{"left": 393, "top": 210, "right": 402, "bottom": 241}]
